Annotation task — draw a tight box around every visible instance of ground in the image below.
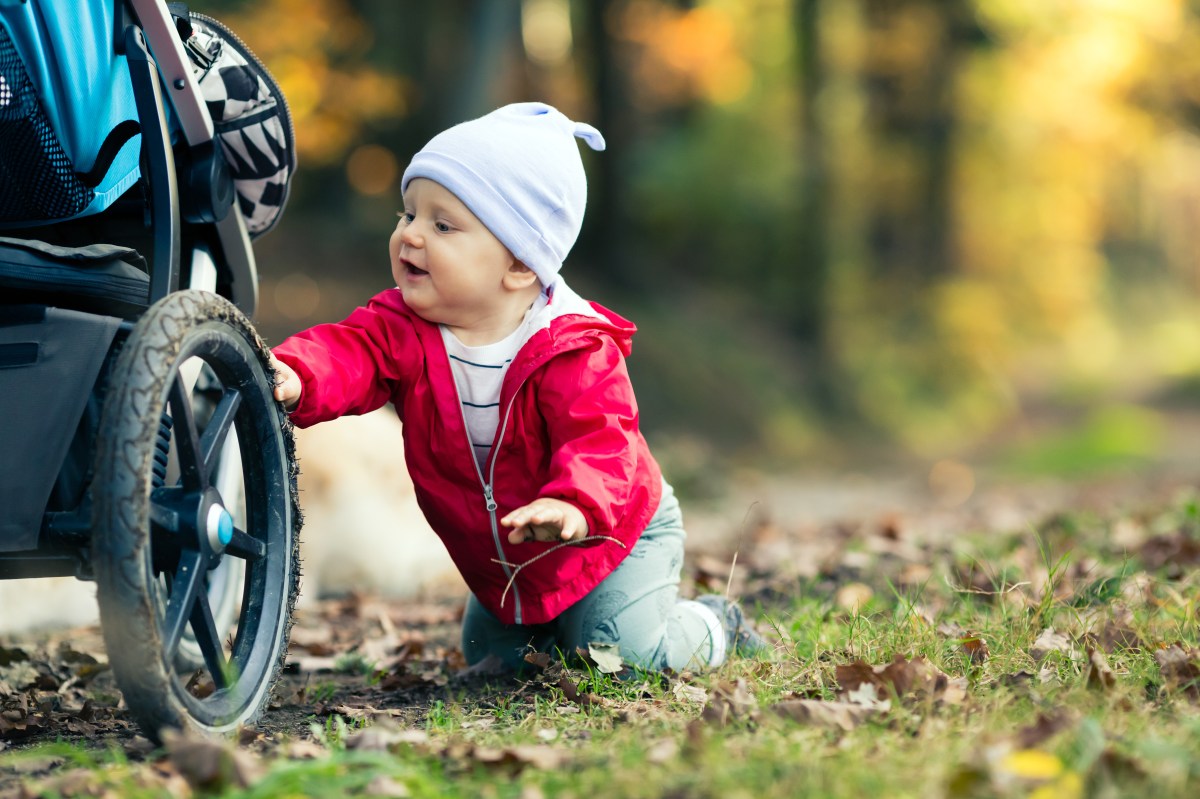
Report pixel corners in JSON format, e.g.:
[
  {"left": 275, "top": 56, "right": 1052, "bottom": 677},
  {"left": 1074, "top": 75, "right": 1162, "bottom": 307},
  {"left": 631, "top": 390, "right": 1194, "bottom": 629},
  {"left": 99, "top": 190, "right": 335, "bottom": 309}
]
[{"left": 1, "top": 465, "right": 1199, "bottom": 798}]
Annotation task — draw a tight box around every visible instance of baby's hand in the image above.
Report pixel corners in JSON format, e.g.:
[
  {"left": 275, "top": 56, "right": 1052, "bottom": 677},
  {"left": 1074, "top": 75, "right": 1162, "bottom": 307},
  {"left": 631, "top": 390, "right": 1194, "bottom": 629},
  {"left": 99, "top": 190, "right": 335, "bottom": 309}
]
[
  {"left": 269, "top": 354, "right": 301, "bottom": 411},
  {"left": 502, "top": 498, "right": 588, "bottom": 544}
]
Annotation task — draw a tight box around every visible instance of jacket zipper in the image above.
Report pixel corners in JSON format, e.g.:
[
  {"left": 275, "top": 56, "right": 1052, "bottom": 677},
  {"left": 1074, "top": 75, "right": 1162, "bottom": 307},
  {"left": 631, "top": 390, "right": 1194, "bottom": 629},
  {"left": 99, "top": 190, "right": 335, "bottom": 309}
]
[{"left": 457, "top": 383, "right": 526, "bottom": 624}]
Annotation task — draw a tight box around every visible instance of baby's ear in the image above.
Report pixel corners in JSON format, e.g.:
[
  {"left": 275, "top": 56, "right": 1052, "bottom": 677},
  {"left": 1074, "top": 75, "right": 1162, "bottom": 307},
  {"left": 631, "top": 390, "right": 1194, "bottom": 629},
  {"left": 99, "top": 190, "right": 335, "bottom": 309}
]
[{"left": 505, "top": 261, "right": 539, "bottom": 290}]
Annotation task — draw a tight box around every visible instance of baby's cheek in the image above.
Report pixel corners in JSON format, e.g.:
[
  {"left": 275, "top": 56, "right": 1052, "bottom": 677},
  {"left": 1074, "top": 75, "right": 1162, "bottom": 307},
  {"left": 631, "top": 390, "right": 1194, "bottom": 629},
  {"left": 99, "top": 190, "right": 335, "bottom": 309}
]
[{"left": 387, "top": 231, "right": 402, "bottom": 279}]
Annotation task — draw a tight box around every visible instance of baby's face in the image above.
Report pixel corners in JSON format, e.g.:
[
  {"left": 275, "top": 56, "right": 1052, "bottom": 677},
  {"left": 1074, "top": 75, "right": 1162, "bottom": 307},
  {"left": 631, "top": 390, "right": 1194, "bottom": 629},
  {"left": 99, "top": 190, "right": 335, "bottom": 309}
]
[{"left": 391, "top": 179, "right": 517, "bottom": 329}]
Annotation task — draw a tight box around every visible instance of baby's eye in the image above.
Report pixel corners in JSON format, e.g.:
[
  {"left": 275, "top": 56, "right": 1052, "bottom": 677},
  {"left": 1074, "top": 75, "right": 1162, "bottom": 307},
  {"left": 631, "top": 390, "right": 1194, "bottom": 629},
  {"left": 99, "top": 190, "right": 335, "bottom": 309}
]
[
  {"left": 397, "top": 211, "right": 414, "bottom": 224},
  {"left": 434, "top": 221, "right": 452, "bottom": 233}
]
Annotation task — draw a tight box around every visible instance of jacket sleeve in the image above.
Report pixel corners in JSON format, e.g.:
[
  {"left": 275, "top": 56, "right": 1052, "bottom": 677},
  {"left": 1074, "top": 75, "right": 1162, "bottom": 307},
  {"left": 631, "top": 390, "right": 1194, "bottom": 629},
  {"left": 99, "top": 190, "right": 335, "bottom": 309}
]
[
  {"left": 535, "top": 337, "right": 643, "bottom": 537},
  {"left": 271, "top": 291, "right": 419, "bottom": 428}
]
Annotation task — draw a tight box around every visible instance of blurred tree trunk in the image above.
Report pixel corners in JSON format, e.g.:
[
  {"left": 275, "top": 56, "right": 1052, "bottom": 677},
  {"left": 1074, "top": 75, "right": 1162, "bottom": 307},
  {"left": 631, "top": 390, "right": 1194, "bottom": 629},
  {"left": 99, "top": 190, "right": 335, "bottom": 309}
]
[
  {"left": 792, "top": 0, "right": 844, "bottom": 411},
  {"left": 401, "top": 0, "right": 521, "bottom": 133},
  {"left": 794, "top": 0, "right": 828, "bottom": 343},
  {"left": 860, "top": 0, "right": 983, "bottom": 281},
  {"left": 579, "top": 0, "right": 638, "bottom": 290}
]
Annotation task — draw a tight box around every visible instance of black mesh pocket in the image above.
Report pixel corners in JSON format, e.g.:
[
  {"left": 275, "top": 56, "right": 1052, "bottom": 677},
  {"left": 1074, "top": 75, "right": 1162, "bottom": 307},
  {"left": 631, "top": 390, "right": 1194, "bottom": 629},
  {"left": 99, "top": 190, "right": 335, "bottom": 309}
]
[{"left": 0, "top": 25, "right": 94, "bottom": 222}]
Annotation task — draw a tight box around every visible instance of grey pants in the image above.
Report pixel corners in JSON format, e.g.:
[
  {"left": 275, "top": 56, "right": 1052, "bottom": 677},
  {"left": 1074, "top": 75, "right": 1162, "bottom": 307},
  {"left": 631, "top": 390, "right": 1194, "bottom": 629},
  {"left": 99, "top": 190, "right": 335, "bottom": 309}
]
[{"left": 461, "top": 481, "right": 725, "bottom": 672}]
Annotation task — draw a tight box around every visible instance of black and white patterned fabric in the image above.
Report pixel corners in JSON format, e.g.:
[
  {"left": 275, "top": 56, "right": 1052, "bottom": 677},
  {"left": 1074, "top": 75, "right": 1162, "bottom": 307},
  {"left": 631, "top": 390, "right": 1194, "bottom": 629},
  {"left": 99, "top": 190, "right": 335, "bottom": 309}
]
[{"left": 186, "top": 15, "right": 294, "bottom": 238}]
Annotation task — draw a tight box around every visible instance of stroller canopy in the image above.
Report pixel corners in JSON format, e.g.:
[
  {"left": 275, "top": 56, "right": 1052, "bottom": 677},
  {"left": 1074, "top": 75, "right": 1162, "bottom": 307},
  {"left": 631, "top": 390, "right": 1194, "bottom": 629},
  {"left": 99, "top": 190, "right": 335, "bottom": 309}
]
[{"left": 0, "top": 0, "right": 141, "bottom": 222}]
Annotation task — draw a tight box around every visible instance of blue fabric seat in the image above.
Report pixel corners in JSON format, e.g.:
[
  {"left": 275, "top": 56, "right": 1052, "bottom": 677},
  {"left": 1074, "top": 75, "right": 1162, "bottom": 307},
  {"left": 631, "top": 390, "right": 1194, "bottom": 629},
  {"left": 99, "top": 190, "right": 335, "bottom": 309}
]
[{"left": 0, "top": 1, "right": 141, "bottom": 224}]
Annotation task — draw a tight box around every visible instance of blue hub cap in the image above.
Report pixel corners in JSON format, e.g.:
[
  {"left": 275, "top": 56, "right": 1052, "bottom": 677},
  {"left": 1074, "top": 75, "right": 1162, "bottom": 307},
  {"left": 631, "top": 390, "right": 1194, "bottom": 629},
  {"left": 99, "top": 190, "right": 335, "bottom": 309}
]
[
  {"left": 217, "top": 508, "right": 233, "bottom": 545},
  {"left": 206, "top": 504, "right": 234, "bottom": 550}
]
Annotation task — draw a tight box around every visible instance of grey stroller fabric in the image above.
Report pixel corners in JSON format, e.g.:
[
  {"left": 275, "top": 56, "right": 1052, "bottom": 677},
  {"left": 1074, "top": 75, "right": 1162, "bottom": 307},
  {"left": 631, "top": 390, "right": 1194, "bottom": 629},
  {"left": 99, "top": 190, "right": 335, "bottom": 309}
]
[
  {"left": 186, "top": 13, "right": 295, "bottom": 238},
  {"left": 0, "top": 237, "right": 149, "bottom": 319},
  {"left": 0, "top": 306, "right": 121, "bottom": 552}
]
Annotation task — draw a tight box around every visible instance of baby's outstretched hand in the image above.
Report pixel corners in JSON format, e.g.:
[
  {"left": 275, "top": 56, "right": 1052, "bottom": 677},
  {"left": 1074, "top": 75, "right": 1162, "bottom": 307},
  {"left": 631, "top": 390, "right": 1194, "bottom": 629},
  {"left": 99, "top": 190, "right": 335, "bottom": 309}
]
[
  {"left": 502, "top": 498, "right": 588, "bottom": 544},
  {"left": 269, "top": 354, "right": 301, "bottom": 411}
]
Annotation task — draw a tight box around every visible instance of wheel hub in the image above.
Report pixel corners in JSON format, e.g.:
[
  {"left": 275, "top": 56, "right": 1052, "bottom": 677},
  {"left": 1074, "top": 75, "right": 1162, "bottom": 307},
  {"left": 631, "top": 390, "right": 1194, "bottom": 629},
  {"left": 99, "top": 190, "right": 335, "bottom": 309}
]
[{"left": 205, "top": 503, "right": 233, "bottom": 552}]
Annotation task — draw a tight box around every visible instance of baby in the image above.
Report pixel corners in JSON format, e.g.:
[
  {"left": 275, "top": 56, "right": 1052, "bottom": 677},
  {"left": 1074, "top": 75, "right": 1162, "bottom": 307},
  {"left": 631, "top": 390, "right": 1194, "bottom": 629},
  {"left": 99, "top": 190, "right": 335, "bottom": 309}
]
[{"left": 270, "top": 102, "right": 767, "bottom": 671}]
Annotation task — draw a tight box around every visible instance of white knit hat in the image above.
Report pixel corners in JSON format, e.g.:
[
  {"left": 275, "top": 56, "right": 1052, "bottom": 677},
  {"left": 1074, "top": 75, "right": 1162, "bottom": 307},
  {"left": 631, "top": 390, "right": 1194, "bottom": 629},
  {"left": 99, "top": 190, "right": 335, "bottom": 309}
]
[{"left": 400, "top": 102, "right": 606, "bottom": 289}]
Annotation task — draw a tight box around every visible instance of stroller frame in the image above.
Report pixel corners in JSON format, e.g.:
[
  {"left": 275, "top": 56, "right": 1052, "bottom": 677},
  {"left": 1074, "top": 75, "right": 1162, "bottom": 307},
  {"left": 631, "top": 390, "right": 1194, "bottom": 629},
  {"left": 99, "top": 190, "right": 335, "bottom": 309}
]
[{"left": 0, "top": 0, "right": 300, "bottom": 741}]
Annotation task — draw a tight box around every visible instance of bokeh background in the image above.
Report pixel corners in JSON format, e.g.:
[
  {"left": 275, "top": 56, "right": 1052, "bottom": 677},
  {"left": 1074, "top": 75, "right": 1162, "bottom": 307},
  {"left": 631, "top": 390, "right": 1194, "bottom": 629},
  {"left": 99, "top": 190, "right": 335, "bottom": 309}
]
[{"left": 211, "top": 0, "right": 1200, "bottom": 494}]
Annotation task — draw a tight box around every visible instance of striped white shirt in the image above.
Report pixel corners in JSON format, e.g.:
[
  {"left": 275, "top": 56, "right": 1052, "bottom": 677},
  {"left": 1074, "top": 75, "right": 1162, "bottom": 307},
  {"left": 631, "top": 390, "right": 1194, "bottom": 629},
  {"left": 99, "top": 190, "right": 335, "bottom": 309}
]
[{"left": 441, "top": 295, "right": 548, "bottom": 468}]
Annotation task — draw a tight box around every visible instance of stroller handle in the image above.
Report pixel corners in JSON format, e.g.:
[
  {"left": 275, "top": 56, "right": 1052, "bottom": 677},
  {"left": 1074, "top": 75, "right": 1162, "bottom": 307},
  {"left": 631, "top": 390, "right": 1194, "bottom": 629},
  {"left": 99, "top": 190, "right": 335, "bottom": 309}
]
[{"left": 127, "top": 0, "right": 214, "bottom": 147}]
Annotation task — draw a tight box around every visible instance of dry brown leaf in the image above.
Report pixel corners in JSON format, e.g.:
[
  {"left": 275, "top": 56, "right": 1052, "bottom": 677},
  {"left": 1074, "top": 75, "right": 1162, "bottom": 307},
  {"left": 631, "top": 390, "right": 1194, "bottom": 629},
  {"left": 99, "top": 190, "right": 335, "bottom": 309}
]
[
  {"left": 835, "top": 654, "right": 954, "bottom": 703},
  {"left": 1154, "top": 645, "right": 1200, "bottom": 699},
  {"left": 701, "top": 679, "right": 757, "bottom": 726},
  {"left": 365, "top": 775, "right": 411, "bottom": 797},
  {"left": 1014, "top": 711, "right": 1073, "bottom": 749},
  {"left": 1096, "top": 616, "right": 1142, "bottom": 653},
  {"left": 471, "top": 744, "right": 567, "bottom": 772},
  {"left": 1084, "top": 648, "right": 1116, "bottom": 691},
  {"left": 961, "top": 636, "right": 989, "bottom": 665},
  {"left": 1031, "top": 628, "right": 1075, "bottom": 663},
  {"left": 771, "top": 699, "right": 877, "bottom": 731},
  {"left": 345, "top": 723, "right": 430, "bottom": 753},
  {"left": 646, "top": 739, "right": 679, "bottom": 764},
  {"left": 284, "top": 739, "right": 329, "bottom": 759},
  {"left": 672, "top": 681, "right": 708, "bottom": 705},
  {"left": 1137, "top": 532, "right": 1200, "bottom": 575},
  {"left": 557, "top": 677, "right": 612, "bottom": 709},
  {"left": 163, "top": 729, "right": 263, "bottom": 792},
  {"left": 835, "top": 583, "right": 874, "bottom": 613}
]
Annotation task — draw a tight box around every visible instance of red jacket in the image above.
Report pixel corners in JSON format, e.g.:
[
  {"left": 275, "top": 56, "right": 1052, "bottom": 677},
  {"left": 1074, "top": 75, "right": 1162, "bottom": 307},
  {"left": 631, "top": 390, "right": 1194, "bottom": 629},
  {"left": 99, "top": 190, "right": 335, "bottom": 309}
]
[{"left": 272, "top": 286, "right": 663, "bottom": 625}]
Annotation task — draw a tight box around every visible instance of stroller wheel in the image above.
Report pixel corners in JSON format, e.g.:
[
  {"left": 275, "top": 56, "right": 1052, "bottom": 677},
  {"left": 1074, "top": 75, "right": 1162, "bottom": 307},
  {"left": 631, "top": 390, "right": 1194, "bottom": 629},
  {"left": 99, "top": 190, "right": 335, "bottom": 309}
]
[{"left": 93, "top": 290, "right": 300, "bottom": 740}]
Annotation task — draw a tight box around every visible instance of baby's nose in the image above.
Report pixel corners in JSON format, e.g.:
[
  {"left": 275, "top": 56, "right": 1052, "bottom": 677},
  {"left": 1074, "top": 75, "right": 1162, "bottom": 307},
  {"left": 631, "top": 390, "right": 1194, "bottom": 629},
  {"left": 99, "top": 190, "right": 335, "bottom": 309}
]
[{"left": 399, "top": 221, "right": 424, "bottom": 247}]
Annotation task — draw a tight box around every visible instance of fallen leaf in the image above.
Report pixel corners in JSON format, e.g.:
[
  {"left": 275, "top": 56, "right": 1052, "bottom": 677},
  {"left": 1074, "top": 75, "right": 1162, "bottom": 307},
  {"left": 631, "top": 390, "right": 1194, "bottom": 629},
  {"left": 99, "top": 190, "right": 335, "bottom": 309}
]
[
  {"left": 835, "top": 654, "right": 956, "bottom": 703},
  {"left": 365, "top": 775, "right": 411, "bottom": 797},
  {"left": 1014, "top": 712, "right": 1073, "bottom": 749},
  {"left": 1084, "top": 648, "right": 1115, "bottom": 691},
  {"left": 1096, "top": 617, "right": 1142, "bottom": 653},
  {"left": 164, "top": 729, "right": 263, "bottom": 791},
  {"left": 646, "top": 739, "right": 679, "bottom": 764},
  {"left": 771, "top": 699, "right": 878, "bottom": 731},
  {"left": 961, "top": 636, "right": 989, "bottom": 665},
  {"left": 345, "top": 723, "right": 430, "bottom": 753},
  {"left": 284, "top": 739, "right": 329, "bottom": 759},
  {"left": 672, "top": 681, "right": 708, "bottom": 705},
  {"left": 844, "top": 683, "right": 892, "bottom": 711},
  {"left": 701, "top": 679, "right": 757, "bottom": 725},
  {"left": 835, "top": 583, "right": 874, "bottom": 613},
  {"left": 586, "top": 643, "right": 624, "bottom": 675},
  {"left": 471, "top": 744, "right": 567, "bottom": 772},
  {"left": 1153, "top": 645, "right": 1200, "bottom": 699},
  {"left": 1031, "top": 628, "right": 1075, "bottom": 663},
  {"left": 1137, "top": 532, "right": 1200, "bottom": 576}
]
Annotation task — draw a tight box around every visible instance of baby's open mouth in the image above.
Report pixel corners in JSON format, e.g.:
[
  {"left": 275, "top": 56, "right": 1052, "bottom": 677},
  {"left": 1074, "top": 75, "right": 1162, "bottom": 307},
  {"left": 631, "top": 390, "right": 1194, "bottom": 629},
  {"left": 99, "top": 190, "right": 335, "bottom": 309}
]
[{"left": 403, "top": 261, "right": 428, "bottom": 277}]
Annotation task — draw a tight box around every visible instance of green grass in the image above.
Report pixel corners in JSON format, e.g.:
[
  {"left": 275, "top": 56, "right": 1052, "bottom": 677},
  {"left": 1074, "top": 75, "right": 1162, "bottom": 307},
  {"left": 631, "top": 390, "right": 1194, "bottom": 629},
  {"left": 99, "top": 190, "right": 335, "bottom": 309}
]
[{"left": 5, "top": 499, "right": 1200, "bottom": 798}]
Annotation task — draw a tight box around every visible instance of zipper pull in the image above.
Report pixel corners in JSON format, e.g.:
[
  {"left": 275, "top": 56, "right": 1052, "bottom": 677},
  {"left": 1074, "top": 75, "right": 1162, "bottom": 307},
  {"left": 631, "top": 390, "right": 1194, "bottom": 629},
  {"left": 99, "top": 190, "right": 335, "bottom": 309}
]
[{"left": 483, "top": 484, "right": 498, "bottom": 512}]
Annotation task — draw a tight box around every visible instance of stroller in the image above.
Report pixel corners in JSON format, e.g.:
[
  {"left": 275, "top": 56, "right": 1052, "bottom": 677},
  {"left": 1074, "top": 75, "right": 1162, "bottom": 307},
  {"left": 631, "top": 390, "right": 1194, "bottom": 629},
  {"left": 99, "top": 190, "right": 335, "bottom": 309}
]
[{"left": 0, "top": 1, "right": 300, "bottom": 741}]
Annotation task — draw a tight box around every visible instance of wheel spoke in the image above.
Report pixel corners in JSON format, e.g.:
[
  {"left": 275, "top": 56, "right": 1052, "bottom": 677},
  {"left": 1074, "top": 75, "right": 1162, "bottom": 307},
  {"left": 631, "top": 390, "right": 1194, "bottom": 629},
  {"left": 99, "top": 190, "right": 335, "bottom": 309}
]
[
  {"left": 198, "top": 389, "right": 241, "bottom": 480},
  {"left": 149, "top": 486, "right": 187, "bottom": 535},
  {"left": 190, "top": 592, "right": 230, "bottom": 690},
  {"left": 162, "top": 549, "right": 207, "bottom": 658},
  {"left": 149, "top": 501, "right": 180, "bottom": 534},
  {"left": 167, "top": 375, "right": 206, "bottom": 489},
  {"left": 224, "top": 526, "right": 266, "bottom": 560}
]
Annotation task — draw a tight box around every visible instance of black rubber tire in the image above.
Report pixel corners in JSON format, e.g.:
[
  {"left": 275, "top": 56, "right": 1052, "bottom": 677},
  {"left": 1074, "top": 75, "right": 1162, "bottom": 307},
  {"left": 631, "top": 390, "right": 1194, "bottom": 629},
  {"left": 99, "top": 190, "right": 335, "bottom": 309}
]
[{"left": 92, "top": 290, "right": 300, "bottom": 741}]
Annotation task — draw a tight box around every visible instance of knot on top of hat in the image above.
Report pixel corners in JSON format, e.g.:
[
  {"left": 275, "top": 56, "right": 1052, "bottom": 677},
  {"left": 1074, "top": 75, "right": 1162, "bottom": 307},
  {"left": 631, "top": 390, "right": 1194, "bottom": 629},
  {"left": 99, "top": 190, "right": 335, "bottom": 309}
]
[{"left": 573, "top": 121, "right": 606, "bottom": 152}]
